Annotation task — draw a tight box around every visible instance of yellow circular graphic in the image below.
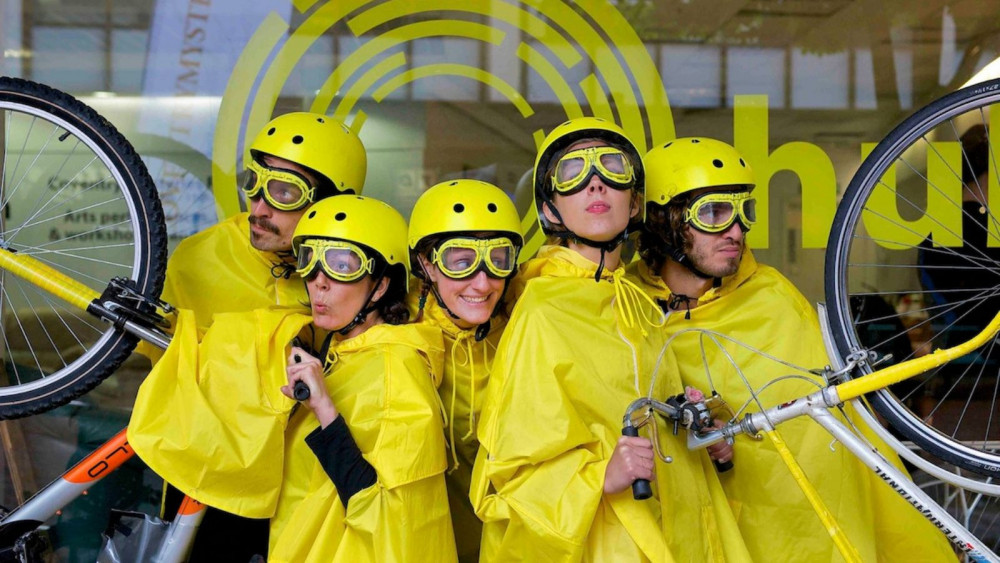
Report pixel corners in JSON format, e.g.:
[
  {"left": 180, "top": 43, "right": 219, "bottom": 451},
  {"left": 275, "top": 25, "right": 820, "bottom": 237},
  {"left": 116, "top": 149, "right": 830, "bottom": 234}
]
[{"left": 213, "top": 0, "right": 674, "bottom": 258}]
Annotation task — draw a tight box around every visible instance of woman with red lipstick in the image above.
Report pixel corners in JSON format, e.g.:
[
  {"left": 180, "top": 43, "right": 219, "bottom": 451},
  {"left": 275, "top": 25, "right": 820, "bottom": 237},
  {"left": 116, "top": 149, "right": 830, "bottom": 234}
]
[
  {"left": 407, "top": 179, "right": 524, "bottom": 562},
  {"left": 469, "top": 118, "right": 749, "bottom": 561},
  {"left": 130, "top": 195, "right": 457, "bottom": 562}
]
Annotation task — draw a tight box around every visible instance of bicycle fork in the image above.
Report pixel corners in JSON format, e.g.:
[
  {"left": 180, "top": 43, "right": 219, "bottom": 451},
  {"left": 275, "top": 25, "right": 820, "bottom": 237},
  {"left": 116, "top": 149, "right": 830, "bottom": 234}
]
[
  {"left": 690, "top": 389, "right": 1000, "bottom": 563},
  {"left": 0, "top": 428, "right": 205, "bottom": 562}
]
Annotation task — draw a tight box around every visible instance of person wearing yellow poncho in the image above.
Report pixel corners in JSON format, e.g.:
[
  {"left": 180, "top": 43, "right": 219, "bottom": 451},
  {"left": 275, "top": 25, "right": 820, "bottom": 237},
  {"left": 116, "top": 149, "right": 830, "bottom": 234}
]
[
  {"left": 148, "top": 112, "right": 368, "bottom": 561},
  {"left": 129, "top": 196, "right": 456, "bottom": 562},
  {"left": 159, "top": 112, "right": 367, "bottom": 334},
  {"left": 632, "top": 137, "right": 956, "bottom": 561},
  {"left": 471, "top": 118, "right": 750, "bottom": 562},
  {"left": 406, "top": 179, "right": 524, "bottom": 562}
]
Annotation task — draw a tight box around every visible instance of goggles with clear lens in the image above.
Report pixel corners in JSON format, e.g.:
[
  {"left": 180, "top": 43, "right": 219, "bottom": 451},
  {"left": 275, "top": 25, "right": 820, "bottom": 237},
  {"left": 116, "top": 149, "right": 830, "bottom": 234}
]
[
  {"left": 550, "top": 146, "right": 636, "bottom": 195},
  {"left": 296, "top": 239, "right": 374, "bottom": 282},
  {"left": 430, "top": 237, "right": 518, "bottom": 280},
  {"left": 241, "top": 159, "right": 316, "bottom": 211},
  {"left": 685, "top": 191, "right": 757, "bottom": 234}
]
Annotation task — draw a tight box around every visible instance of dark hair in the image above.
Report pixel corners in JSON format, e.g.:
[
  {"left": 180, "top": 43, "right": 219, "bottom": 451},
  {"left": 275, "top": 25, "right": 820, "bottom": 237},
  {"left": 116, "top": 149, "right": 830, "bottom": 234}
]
[
  {"left": 637, "top": 193, "right": 695, "bottom": 272},
  {"left": 961, "top": 124, "right": 989, "bottom": 185},
  {"left": 539, "top": 138, "right": 643, "bottom": 236},
  {"left": 370, "top": 254, "right": 409, "bottom": 325},
  {"left": 375, "top": 269, "right": 410, "bottom": 325}
]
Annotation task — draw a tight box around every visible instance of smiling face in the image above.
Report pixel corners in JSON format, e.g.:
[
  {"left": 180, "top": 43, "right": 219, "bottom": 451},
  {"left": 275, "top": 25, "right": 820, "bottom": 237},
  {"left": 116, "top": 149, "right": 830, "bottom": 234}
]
[
  {"left": 542, "top": 140, "right": 639, "bottom": 243},
  {"left": 419, "top": 253, "right": 506, "bottom": 329},
  {"left": 305, "top": 270, "right": 387, "bottom": 337}
]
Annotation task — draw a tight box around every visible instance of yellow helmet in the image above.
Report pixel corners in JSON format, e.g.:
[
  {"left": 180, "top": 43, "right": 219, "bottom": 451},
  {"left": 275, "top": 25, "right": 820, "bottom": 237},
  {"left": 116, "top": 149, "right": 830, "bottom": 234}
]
[
  {"left": 293, "top": 195, "right": 409, "bottom": 290},
  {"left": 249, "top": 112, "right": 367, "bottom": 196},
  {"left": 532, "top": 117, "right": 643, "bottom": 233},
  {"left": 643, "top": 137, "right": 754, "bottom": 206},
  {"left": 408, "top": 179, "right": 523, "bottom": 249}
]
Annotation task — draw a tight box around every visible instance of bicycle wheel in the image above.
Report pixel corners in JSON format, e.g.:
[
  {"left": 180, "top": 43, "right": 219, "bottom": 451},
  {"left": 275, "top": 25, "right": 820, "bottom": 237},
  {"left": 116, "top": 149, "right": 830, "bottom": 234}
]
[
  {"left": 826, "top": 78, "right": 1000, "bottom": 476},
  {"left": 0, "top": 77, "right": 166, "bottom": 419}
]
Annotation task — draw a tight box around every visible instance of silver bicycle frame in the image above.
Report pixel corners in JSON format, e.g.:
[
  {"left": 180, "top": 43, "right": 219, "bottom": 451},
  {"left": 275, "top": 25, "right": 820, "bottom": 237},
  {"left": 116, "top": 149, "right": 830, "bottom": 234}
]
[{"left": 0, "top": 427, "right": 204, "bottom": 561}]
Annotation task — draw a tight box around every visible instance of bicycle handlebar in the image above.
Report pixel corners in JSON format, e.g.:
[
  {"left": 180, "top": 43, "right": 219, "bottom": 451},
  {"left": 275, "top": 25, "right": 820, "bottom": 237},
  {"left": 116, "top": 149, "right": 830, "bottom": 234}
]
[{"left": 622, "top": 395, "right": 734, "bottom": 500}]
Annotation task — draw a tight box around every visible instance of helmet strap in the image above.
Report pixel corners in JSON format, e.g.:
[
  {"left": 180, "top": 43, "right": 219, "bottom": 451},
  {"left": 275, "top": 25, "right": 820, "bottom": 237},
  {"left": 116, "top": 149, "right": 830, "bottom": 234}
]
[
  {"left": 543, "top": 197, "right": 629, "bottom": 282},
  {"left": 336, "top": 267, "right": 387, "bottom": 336},
  {"left": 269, "top": 250, "right": 297, "bottom": 280}
]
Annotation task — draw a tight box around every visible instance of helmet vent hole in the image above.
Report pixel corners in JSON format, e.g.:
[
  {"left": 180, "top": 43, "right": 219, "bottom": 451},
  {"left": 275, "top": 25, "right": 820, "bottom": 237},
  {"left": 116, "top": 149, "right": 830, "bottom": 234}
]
[
  {"left": 691, "top": 139, "right": 700, "bottom": 143},
  {"left": 307, "top": 211, "right": 316, "bottom": 219},
  {"left": 335, "top": 212, "right": 347, "bottom": 221},
  {"left": 712, "top": 159, "right": 724, "bottom": 168},
  {"left": 487, "top": 203, "right": 498, "bottom": 212},
  {"left": 449, "top": 181, "right": 458, "bottom": 186},
  {"left": 739, "top": 158, "right": 747, "bottom": 167},
  {"left": 267, "top": 127, "right": 276, "bottom": 136},
  {"left": 316, "top": 117, "right": 325, "bottom": 123},
  {"left": 454, "top": 203, "right": 465, "bottom": 213},
  {"left": 292, "top": 135, "right": 304, "bottom": 144},
  {"left": 663, "top": 142, "right": 672, "bottom": 148}
]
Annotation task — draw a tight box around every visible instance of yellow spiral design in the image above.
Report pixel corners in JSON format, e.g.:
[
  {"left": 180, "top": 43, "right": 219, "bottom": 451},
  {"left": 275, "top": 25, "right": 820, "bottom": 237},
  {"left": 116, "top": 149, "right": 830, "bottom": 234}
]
[{"left": 213, "top": 0, "right": 674, "bottom": 256}]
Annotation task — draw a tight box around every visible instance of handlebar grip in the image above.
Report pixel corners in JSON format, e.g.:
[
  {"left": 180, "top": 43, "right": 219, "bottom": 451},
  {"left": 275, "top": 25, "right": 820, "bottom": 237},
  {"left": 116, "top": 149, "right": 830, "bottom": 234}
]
[
  {"left": 293, "top": 381, "right": 310, "bottom": 401},
  {"left": 622, "top": 426, "right": 652, "bottom": 500},
  {"left": 292, "top": 354, "right": 310, "bottom": 401},
  {"left": 714, "top": 459, "right": 734, "bottom": 473}
]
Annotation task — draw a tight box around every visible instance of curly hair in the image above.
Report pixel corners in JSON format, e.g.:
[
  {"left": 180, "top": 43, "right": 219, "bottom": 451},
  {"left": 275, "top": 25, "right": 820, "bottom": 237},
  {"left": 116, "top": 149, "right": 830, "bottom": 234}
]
[{"left": 637, "top": 193, "right": 695, "bottom": 273}]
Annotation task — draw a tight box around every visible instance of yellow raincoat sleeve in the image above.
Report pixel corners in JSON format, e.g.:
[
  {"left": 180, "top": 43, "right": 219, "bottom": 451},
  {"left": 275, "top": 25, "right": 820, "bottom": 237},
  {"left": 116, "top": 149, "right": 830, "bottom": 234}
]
[
  {"left": 471, "top": 300, "right": 610, "bottom": 561},
  {"left": 268, "top": 325, "right": 456, "bottom": 563},
  {"left": 127, "top": 307, "right": 311, "bottom": 519}
]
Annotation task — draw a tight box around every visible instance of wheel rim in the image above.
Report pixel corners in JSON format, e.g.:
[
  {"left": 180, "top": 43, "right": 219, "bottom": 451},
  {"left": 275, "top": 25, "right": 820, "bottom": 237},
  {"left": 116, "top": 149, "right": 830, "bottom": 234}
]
[
  {"left": 0, "top": 99, "right": 145, "bottom": 397},
  {"left": 827, "top": 80, "right": 1000, "bottom": 473}
]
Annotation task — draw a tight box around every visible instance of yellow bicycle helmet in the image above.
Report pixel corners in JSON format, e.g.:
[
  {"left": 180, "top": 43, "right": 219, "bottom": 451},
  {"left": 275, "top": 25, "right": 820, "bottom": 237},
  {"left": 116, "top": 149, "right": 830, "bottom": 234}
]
[
  {"left": 293, "top": 195, "right": 409, "bottom": 291},
  {"left": 408, "top": 179, "right": 523, "bottom": 249},
  {"left": 532, "top": 117, "right": 644, "bottom": 234},
  {"left": 249, "top": 112, "right": 367, "bottom": 196},
  {"left": 643, "top": 137, "right": 754, "bottom": 206}
]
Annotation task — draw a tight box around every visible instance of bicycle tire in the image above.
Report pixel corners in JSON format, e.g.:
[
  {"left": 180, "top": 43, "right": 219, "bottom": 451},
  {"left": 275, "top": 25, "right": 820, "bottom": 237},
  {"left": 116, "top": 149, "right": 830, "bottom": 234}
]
[
  {"left": 0, "top": 76, "right": 167, "bottom": 418},
  {"left": 826, "top": 78, "right": 1000, "bottom": 476}
]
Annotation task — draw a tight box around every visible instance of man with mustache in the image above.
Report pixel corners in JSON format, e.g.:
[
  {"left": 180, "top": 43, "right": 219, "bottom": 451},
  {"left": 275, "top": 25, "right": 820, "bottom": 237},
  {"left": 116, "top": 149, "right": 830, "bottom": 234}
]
[
  {"left": 630, "top": 137, "right": 955, "bottom": 561},
  {"left": 160, "top": 111, "right": 366, "bottom": 333},
  {"left": 156, "top": 111, "right": 366, "bottom": 561}
]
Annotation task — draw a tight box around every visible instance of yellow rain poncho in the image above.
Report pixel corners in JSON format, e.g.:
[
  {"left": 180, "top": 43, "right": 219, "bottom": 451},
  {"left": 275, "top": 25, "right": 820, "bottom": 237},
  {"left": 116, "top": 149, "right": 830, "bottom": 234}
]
[
  {"left": 471, "top": 245, "right": 749, "bottom": 562},
  {"left": 128, "top": 308, "right": 457, "bottom": 562},
  {"left": 409, "top": 285, "right": 505, "bottom": 561},
  {"left": 160, "top": 213, "right": 307, "bottom": 332},
  {"left": 631, "top": 251, "right": 956, "bottom": 562}
]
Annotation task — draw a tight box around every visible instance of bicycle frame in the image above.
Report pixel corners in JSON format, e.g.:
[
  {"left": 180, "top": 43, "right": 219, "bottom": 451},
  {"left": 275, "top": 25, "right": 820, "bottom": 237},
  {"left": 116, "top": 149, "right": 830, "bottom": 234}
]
[
  {"left": 0, "top": 249, "right": 201, "bottom": 561},
  {"left": 633, "top": 311, "right": 1000, "bottom": 562}
]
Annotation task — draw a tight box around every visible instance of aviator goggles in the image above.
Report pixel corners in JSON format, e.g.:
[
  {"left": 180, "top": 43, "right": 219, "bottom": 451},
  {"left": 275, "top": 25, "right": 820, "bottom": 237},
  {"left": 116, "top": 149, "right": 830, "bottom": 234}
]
[
  {"left": 685, "top": 191, "right": 757, "bottom": 234},
  {"left": 296, "top": 239, "right": 375, "bottom": 283},
  {"left": 241, "top": 159, "right": 316, "bottom": 212},
  {"left": 550, "top": 146, "right": 636, "bottom": 195},
  {"left": 430, "top": 237, "right": 518, "bottom": 280}
]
